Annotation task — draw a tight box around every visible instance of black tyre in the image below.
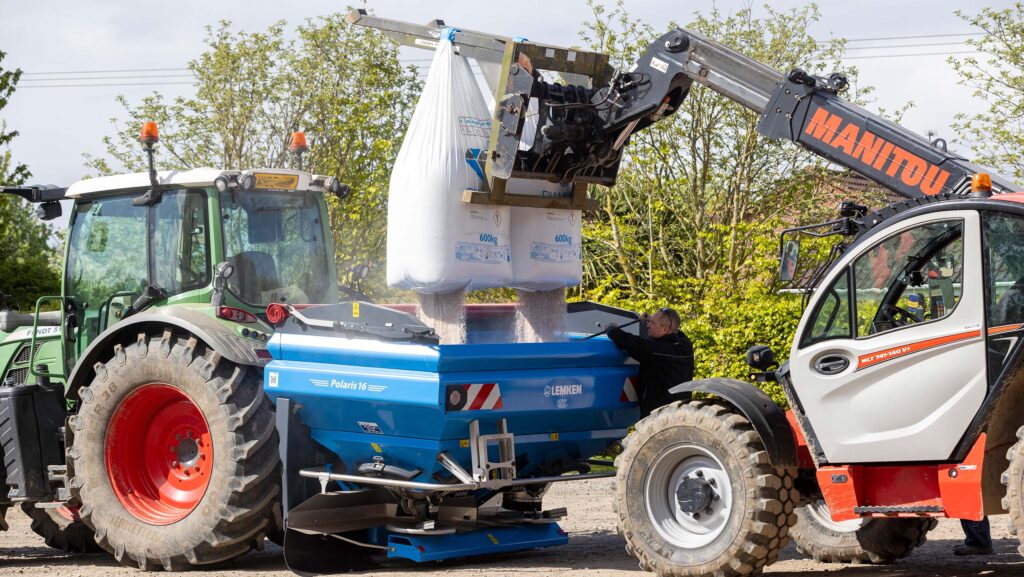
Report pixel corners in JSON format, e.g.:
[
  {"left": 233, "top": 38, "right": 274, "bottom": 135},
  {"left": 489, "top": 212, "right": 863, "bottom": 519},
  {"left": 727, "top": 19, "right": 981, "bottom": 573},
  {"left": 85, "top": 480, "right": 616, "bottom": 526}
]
[
  {"left": 68, "top": 330, "right": 280, "bottom": 570},
  {"left": 1002, "top": 425, "right": 1024, "bottom": 554},
  {"left": 0, "top": 441, "right": 7, "bottom": 533},
  {"left": 790, "top": 499, "right": 936, "bottom": 563},
  {"left": 614, "top": 400, "right": 798, "bottom": 577},
  {"left": 21, "top": 503, "right": 102, "bottom": 553}
]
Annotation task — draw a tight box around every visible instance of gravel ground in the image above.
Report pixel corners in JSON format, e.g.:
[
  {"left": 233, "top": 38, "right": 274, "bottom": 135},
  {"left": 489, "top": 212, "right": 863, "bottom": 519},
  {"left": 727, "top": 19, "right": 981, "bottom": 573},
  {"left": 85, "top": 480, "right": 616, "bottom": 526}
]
[{"left": 2, "top": 479, "right": 1023, "bottom": 576}]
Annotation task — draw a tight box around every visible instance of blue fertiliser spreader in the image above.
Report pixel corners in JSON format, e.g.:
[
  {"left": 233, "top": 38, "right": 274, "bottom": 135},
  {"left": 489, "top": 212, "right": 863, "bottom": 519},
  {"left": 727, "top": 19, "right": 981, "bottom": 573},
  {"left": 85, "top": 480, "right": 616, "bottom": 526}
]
[{"left": 264, "top": 301, "right": 641, "bottom": 573}]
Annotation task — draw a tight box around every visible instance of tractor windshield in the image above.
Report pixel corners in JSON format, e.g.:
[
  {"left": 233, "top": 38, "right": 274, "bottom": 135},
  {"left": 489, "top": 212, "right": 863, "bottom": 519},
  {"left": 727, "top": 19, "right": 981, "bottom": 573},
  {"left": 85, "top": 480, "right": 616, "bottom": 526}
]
[{"left": 219, "top": 190, "right": 331, "bottom": 307}]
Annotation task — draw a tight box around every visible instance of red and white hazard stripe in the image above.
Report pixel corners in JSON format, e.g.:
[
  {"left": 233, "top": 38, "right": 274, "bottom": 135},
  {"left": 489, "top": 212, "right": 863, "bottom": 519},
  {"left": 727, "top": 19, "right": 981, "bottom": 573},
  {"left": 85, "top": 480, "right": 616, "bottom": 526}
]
[
  {"left": 461, "top": 383, "right": 504, "bottom": 410},
  {"left": 620, "top": 376, "right": 640, "bottom": 403}
]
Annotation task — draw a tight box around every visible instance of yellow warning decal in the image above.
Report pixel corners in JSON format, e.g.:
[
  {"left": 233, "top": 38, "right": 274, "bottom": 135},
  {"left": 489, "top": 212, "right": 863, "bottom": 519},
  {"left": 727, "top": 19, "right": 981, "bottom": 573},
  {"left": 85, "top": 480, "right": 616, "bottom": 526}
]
[
  {"left": 254, "top": 172, "right": 299, "bottom": 190},
  {"left": 459, "top": 439, "right": 469, "bottom": 448},
  {"left": 487, "top": 533, "right": 499, "bottom": 544},
  {"left": 371, "top": 443, "right": 382, "bottom": 453},
  {"left": 550, "top": 433, "right": 559, "bottom": 441},
  {"left": 352, "top": 301, "right": 360, "bottom": 318}
]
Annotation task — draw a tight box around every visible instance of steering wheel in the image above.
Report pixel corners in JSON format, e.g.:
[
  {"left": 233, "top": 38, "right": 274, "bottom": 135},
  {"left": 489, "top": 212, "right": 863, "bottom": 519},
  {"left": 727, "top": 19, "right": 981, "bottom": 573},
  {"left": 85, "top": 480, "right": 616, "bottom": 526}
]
[{"left": 880, "top": 303, "right": 920, "bottom": 327}]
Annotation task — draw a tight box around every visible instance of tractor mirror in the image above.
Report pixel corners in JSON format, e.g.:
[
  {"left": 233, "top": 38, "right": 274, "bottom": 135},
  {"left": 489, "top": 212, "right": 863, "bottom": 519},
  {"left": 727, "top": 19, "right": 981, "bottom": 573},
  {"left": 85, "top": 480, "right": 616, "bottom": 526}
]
[
  {"left": 780, "top": 239, "right": 800, "bottom": 282},
  {"left": 36, "top": 201, "right": 62, "bottom": 221}
]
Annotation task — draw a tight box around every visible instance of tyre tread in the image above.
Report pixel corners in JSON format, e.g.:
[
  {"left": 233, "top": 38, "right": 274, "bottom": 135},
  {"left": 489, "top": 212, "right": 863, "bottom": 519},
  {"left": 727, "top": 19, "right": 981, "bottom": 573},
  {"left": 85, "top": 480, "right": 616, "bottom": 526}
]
[
  {"left": 69, "top": 331, "right": 280, "bottom": 570},
  {"left": 614, "top": 398, "right": 799, "bottom": 577}
]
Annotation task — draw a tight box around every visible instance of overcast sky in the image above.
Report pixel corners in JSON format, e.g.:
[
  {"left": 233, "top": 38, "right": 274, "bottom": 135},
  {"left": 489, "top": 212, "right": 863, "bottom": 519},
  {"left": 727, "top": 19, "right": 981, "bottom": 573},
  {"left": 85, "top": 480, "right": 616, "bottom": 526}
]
[{"left": 0, "top": 0, "right": 1015, "bottom": 207}]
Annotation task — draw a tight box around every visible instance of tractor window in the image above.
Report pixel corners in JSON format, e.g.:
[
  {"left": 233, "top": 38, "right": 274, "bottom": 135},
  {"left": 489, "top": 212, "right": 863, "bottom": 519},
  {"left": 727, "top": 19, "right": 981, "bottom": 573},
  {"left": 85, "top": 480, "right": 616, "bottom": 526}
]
[
  {"left": 152, "top": 189, "right": 210, "bottom": 294},
  {"left": 801, "top": 269, "right": 852, "bottom": 346},
  {"left": 853, "top": 220, "right": 963, "bottom": 337},
  {"left": 66, "top": 195, "right": 148, "bottom": 344},
  {"left": 220, "top": 190, "right": 330, "bottom": 306}
]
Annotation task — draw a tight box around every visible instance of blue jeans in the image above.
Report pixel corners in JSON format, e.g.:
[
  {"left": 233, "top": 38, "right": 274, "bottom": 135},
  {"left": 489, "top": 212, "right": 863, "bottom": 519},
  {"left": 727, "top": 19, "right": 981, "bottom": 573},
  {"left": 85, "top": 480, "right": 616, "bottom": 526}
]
[{"left": 961, "top": 517, "right": 992, "bottom": 549}]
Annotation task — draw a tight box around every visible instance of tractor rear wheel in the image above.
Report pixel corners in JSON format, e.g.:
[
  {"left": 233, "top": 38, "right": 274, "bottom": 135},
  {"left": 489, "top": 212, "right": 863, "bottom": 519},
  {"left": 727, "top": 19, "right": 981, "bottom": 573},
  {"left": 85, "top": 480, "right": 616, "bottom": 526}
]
[
  {"left": 21, "top": 503, "right": 102, "bottom": 553},
  {"left": 68, "top": 330, "right": 280, "bottom": 570},
  {"left": 790, "top": 499, "right": 936, "bottom": 563},
  {"left": 614, "top": 400, "right": 798, "bottom": 577},
  {"left": 0, "top": 443, "right": 7, "bottom": 533}
]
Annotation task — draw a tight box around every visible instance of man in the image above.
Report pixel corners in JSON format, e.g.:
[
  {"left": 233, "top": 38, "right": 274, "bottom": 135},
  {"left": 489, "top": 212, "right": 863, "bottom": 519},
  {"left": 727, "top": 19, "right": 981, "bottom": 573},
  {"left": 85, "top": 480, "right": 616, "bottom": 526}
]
[{"left": 606, "top": 307, "right": 694, "bottom": 417}]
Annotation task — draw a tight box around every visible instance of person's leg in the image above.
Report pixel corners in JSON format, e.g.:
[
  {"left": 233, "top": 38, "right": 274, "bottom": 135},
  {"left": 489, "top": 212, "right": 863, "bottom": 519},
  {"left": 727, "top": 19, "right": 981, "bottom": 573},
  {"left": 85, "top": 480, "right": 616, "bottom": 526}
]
[{"left": 956, "top": 517, "right": 993, "bottom": 555}]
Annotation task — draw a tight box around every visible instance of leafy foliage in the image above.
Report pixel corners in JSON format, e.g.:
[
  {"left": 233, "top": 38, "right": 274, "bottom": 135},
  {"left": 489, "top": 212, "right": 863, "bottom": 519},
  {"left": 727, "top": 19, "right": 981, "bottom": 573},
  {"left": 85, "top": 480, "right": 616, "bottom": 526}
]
[
  {"left": 951, "top": 4, "right": 1024, "bottom": 178},
  {"left": 86, "top": 13, "right": 421, "bottom": 295},
  {"left": 0, "top": 50, "right": 61, "bottom": 312}
]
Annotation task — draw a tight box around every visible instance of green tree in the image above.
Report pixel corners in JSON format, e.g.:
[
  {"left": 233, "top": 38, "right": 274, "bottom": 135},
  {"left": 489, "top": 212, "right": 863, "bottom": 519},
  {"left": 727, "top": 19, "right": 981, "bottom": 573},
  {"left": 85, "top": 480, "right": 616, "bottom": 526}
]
[
  {"left": 0, "top": 50, "right": 61, "bottom": 312},
  {"left": 951, "top": 4, "right": 1024, "bottom": 178},
  {"left": 87, "top": 13, "right": 421, "bottom": 296}
]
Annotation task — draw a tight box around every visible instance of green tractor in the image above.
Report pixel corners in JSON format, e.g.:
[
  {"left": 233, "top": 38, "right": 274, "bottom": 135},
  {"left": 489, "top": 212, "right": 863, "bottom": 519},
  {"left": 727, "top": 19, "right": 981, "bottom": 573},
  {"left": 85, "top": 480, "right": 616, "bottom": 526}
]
[{"left": 0, "top": 124, "right": 348, "bottom": 568}]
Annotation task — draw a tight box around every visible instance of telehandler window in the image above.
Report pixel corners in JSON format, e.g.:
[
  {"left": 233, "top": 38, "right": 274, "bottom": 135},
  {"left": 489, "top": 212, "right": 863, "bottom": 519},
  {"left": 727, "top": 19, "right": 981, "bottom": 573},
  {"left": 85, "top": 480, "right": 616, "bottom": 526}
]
[
  {"left": 802, "top": 269, "right": 852, "bottom": 346},
  {"left": 852, "top": 220, "right": 963, "bottom": 336},
  {"left": 982, "top": 212, "right": 1024, "bottom": 383}
]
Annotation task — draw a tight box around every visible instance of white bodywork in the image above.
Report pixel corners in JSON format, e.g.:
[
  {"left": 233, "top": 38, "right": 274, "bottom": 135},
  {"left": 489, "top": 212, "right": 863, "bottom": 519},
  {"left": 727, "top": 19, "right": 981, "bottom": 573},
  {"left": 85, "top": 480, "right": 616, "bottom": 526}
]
[
  {"left": 789, "top": 211, "right": 987, "bottom": 463},
  {"left": 65, "top": 168, "right": 325, "bottom": 198}
]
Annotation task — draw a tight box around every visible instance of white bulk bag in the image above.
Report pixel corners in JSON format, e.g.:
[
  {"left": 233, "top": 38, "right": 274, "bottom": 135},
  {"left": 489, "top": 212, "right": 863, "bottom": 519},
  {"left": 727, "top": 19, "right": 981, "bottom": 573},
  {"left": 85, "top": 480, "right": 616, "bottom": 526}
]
[
  {"left": 386, "top": 34, "right": 511, "bottom": 293},
  {"left": 477, "top": 93, "right": 582, "bottom": 291},
  {"left": 509, "top": 203, "right": 583, "bottom": 291}
]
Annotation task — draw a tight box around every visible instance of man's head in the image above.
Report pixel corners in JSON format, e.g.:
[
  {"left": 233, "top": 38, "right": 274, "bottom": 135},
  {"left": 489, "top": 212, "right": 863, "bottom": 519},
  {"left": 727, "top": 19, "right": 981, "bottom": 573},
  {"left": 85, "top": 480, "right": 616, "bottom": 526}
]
[{"left": 647, "top": 307, "right": 680, "bottom": 338}]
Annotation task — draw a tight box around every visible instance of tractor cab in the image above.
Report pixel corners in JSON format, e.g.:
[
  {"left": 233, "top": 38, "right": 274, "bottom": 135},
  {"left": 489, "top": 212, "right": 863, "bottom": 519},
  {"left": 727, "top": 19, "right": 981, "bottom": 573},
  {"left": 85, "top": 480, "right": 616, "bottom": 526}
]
[
  {"left": 61, "top": 168, "right": 345, "bottom": 375},
  {"left": 61, "top": 166, "right": 341, "bottom": 362},
  {"left": 1, "top": 125, "right": 346, "bottom": 385}
]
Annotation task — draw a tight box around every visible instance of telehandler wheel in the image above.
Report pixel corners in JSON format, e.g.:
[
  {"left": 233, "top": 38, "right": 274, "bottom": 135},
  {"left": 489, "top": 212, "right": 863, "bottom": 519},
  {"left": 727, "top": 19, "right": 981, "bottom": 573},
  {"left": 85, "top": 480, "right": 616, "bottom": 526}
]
[
  {"left": 1001, "top": 425, "right": 1024, "bottom": 554},
  {"left": 790, "top": 499, "right": 936, "bottom": 563},
  {"left": 614, "top": 400, "right": 798, "bottom": 577},
  {"left": 21, "top": 504, "right": 102, "bottom": 553},
  {"left": 68, "top": 330, "right": 280, "bottom": 570}
]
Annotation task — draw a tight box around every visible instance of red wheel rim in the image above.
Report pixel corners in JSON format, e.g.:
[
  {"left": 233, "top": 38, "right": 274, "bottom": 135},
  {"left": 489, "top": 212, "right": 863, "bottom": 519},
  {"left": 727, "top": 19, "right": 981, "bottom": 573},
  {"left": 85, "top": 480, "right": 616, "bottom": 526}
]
[{"left": 105, "top": 384, "right": 213, "bottom": 525}]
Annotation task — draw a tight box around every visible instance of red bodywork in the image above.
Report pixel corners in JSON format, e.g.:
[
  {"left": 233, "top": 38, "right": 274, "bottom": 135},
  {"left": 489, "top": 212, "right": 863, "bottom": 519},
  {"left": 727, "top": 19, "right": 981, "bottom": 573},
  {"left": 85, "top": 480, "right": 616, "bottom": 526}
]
[{"left": 786, "top": 410, "right": 985, "bottom": 522}]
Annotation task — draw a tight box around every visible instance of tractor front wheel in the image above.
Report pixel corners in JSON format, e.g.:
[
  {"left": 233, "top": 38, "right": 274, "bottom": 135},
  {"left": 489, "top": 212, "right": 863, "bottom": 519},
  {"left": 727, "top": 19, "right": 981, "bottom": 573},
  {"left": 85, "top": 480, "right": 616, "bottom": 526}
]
[
  {"left": 614, "top": 400, "right": 798, "bottom": 577},
  {"left": 68, "top": 330, "right": 280, "bottom": 570},
  {"left": 21, "top": 504, "right": 101, "bottom": 553}
]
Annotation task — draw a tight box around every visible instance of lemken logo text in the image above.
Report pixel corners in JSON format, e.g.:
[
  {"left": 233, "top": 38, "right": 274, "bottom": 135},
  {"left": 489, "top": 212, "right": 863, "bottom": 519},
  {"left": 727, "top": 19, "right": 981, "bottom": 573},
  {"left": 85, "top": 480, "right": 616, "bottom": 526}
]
[{"left": 544, "top": 383, "right": 583, "bottom": 397}]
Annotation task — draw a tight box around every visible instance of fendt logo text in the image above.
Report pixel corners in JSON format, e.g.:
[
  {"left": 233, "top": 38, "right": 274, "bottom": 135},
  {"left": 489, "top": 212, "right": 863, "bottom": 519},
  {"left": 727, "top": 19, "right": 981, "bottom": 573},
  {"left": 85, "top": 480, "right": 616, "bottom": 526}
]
[{"left": 804, "top": 106, "right": 950, "bottom": 197}]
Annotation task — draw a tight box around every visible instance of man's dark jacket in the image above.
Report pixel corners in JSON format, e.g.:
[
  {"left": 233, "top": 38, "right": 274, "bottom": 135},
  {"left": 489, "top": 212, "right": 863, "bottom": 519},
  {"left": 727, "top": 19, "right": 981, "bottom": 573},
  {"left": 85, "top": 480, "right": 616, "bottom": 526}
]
[{"left": 607, "top": 326, "right": 694, "bottom": 416}]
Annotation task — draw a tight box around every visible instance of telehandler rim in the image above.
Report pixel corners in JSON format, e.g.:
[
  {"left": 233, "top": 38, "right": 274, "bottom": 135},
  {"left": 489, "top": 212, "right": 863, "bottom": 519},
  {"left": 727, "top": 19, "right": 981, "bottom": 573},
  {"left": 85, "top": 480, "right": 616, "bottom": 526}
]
[
  {"left": 644, "top": 443, "right": 734, "bottom": 549},
  {"left": 104, "top": 383, "right": 213, "bottom": 525},
  {"left": 803, "top": 499, "right": 864, "bottom": 534}
]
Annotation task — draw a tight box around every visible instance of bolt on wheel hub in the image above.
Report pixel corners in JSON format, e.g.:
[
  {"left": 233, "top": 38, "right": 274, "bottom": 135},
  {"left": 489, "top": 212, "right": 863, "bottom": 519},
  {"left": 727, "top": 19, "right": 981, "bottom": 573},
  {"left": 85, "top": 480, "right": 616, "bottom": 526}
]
[{"left": 676, "top": 475, "right": 716, "bottom": 514}]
